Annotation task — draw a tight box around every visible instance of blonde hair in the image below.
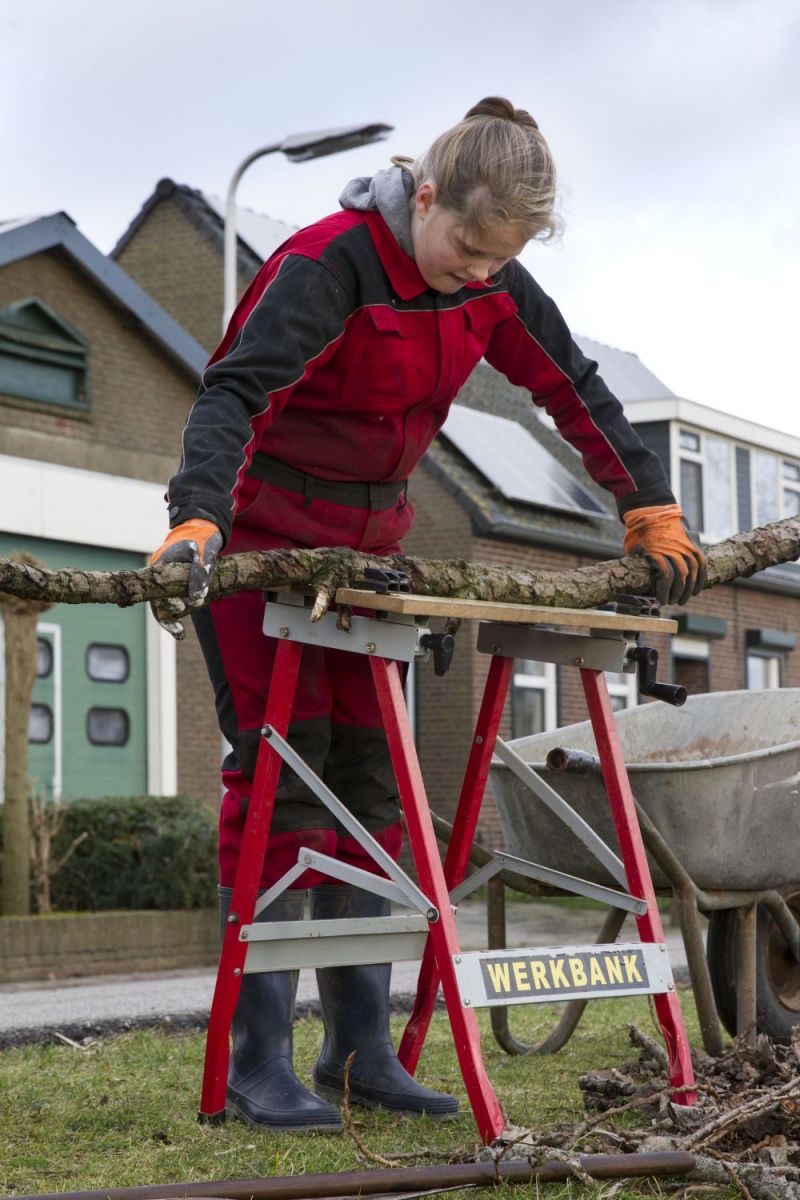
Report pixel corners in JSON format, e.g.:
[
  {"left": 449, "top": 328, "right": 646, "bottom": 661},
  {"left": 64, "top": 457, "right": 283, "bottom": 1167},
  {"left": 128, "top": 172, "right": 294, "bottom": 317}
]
[{"left": 393, "top": 96, "right": 560, "bottom": 242}]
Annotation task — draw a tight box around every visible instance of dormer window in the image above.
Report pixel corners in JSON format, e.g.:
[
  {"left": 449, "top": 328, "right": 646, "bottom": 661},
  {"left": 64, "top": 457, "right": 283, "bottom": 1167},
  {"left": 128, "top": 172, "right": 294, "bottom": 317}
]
[{"left": 0, "top": 298, "right": 89, "bottom": 412}]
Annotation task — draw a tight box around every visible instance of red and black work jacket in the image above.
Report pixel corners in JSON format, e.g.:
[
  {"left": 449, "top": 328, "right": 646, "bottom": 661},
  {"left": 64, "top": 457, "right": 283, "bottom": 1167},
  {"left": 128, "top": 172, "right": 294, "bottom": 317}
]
[{"left": 167, "top": 209, "right": 675, "bottom": 542}]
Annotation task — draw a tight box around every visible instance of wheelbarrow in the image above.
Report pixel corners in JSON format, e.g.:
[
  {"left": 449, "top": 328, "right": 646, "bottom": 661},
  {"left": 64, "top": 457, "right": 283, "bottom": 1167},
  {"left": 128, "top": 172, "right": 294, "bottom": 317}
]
[{"left": 477, "top": 688, "right": 800, "bottom": 1057}]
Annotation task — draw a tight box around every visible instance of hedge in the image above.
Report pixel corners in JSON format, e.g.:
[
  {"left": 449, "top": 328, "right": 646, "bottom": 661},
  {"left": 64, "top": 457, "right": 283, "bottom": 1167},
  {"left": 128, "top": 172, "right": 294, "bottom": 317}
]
[{"left": 1, "top": 795, "right": 218, "bottom": 912}]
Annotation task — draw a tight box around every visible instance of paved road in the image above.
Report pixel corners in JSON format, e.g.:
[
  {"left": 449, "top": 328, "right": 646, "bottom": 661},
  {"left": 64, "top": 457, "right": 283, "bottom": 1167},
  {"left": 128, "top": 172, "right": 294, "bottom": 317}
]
[{"left": 0, "top": 900, "right": 692, "bottom": 1047}]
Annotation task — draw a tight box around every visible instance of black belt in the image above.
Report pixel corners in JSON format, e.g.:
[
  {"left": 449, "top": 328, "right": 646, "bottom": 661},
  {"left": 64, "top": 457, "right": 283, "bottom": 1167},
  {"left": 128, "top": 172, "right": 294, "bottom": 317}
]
[{"left": 248, "top": 453, "right": 408, "bottom": 511}]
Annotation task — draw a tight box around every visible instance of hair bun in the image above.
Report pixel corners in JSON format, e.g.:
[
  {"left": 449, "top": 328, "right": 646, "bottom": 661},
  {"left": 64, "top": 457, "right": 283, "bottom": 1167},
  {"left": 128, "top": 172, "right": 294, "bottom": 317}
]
[{"left": 465, "top": 96, "right": 539, "bottom": 131}]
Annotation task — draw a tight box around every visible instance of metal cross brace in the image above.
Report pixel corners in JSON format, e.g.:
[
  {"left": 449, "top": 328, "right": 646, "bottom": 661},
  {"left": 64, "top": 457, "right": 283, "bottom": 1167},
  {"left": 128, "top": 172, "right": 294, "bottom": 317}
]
[
  {"left": 256, "top": 848, "right": 437, "bottom": 918},
  {"left": 449, "top": 849, "right": 647, "bottom": 915},
  {"left": 493, "top": 737, "right": 629, "bottom": 888},
  {"left": 256, "top": 723, "right": 435, "bottom": 919}
]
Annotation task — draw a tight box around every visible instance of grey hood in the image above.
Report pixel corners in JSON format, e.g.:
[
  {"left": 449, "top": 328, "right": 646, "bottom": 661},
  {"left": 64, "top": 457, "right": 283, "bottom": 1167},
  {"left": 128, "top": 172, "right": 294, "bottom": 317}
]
[{"left": 339, "top": 166, "right": 415, "bottom": 258}]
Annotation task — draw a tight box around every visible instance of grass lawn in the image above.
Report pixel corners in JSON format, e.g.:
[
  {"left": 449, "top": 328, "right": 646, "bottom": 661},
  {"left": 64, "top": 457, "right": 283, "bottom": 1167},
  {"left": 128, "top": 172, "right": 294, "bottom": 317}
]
[{"left": 0, "top": 989, "right": 734, "bottom": 1199}]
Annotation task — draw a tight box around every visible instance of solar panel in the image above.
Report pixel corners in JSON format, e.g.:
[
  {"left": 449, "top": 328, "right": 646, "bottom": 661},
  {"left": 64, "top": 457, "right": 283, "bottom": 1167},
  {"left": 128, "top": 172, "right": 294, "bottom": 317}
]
[{"left": 440, "top": 404, "right": 609, "bottom": 517}]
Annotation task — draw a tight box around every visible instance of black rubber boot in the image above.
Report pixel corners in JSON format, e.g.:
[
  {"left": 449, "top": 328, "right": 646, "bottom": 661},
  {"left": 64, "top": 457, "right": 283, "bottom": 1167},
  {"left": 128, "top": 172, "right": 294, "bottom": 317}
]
[
  {"left": 310, "top": 885, "right": 459, "bottom": 1118},
  {"left": 219, "top": 887, "right": 342, "bottom": 1132}
]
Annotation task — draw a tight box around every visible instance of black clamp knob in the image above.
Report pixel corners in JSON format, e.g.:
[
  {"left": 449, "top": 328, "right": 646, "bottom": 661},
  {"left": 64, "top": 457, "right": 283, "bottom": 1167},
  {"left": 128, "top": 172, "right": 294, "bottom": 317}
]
[
  {"left": 419, "top": 632, "right": 455, "bottom": 677},
  {"left": 628, "top": 644, "right": 686, "bottom": 706},
  {"left": 359, "top": 567, "right": 412, "bottom": 595}
]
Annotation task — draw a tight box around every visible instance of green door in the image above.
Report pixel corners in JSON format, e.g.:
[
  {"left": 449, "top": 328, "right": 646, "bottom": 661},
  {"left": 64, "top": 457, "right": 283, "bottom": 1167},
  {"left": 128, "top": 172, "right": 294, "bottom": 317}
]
[{"left": 0, "top": 534, "right": 148, "bottom": 801}]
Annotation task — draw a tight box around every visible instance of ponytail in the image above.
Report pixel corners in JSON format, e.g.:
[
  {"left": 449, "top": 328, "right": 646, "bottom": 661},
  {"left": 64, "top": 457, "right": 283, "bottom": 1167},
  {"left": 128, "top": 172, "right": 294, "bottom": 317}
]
[{"left": 393, "top": 96, "right": 560, "bottom": 241}]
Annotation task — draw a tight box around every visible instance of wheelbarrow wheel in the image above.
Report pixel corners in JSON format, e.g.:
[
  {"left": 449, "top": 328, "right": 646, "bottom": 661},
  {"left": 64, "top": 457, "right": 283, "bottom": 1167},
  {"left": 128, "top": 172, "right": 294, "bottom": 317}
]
[{"left": 706, "top": 887, "right": 800, "bottom": 1042}]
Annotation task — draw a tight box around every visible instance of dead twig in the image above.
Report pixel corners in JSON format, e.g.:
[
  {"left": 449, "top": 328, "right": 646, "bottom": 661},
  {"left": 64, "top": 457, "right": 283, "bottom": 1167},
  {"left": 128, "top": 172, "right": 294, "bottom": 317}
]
[
  {"left": 340, "top": 1052, "right": 403, "bottom": 1168},
  {"left": 684, "top": 1079, "right": 800, "bottom": 1151},
  {"left": 627, "top": 1022, "right": 669, "bottom": 1071}
]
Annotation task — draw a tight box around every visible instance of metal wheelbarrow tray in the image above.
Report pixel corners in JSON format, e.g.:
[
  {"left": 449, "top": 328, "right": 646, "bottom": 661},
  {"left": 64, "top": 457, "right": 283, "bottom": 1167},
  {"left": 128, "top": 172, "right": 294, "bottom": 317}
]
[
  {"left": 491, "top": 688, "right": 800, "bottom": 891},
  {"left": 488, "top": 689, "right": 800, "bottom": 1048}
]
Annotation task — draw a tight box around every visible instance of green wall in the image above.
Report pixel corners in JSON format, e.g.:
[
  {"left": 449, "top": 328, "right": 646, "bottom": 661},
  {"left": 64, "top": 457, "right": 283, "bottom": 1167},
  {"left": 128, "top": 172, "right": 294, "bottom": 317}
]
[{"left": 0, "top": 534, "right": 147, "bottom": 799}]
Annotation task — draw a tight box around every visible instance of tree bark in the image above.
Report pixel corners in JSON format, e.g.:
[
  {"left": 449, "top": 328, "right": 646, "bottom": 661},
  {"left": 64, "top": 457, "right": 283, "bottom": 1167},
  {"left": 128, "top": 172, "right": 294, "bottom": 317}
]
[
  {"left": 0, "top": 514, "right": 798, "bottom": 612},
  {"left": 0, "top": 554, "right": 52, "bottom": 916}
]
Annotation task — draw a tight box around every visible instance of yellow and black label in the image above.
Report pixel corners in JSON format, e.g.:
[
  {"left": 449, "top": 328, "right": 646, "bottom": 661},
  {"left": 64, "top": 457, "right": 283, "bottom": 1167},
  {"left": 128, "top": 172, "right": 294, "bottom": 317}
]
[{"left": 479, "top": 947, "right": 650, "bottom": 1001}]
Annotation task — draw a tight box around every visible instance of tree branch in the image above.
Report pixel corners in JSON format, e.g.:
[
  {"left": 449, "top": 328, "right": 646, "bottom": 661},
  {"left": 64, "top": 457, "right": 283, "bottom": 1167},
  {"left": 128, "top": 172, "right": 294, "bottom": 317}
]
[{"left": 0, "top": 515, "right": 798, "bottom": 611}]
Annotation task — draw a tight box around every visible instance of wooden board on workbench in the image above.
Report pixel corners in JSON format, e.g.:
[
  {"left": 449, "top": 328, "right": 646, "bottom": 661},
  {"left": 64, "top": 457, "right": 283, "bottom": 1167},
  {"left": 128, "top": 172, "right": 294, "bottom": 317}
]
[{"left": 335, "top": 589, "right": 678, "bottom": 634}]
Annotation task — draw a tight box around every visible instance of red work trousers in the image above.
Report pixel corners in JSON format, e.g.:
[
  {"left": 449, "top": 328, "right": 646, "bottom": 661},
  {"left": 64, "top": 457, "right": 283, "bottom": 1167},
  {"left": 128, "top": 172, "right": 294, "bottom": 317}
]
[{"left": 192, "top": 474, "right": 416, "bottom": 890}]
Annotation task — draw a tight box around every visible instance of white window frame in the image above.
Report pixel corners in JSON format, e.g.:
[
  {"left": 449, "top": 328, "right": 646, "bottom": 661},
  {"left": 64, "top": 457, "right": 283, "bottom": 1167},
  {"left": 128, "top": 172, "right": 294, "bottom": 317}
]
[
  {"left": 749, "top": 451, "right": 800, "bottom": 527},
  {"left": 672, "top": 425, "right": 800, "bottom": 535},
  {"left": 605, "top": 670, "right": 638, "bottom": 710},
  {"left": 35, "top": 621, "right": 63, "bottom": 800},
  {"left": 671, "top": 636, "right": 710, "bottom": 661},
  {"left": 0, "top": 453, "right": 177, "bottom": 796},
  {"left": 673, "top": 424, "right": 736, "bottom": 540},
  {"left": 746, "top": 651, "right": 781, "bottom": 691},
  {"left": 511, "top": 660, "right": 557, "bottom": 735},
  {"left": 781, "top": 460, "right": 800, "bottom": 518}
]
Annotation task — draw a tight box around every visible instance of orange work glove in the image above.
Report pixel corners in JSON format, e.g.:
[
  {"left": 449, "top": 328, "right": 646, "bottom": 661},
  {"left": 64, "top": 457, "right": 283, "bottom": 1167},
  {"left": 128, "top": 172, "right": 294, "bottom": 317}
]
[
  {"left": 149, "top": 518, "right": 223, "bottom": 639},
  {"left": 622, "top": 503, "right": 706, "bottom": 607}
]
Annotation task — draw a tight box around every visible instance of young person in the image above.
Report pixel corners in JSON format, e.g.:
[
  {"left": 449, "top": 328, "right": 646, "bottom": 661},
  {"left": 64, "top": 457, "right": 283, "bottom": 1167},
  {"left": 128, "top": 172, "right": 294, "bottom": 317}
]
[{"left": 151, "top": 97, "right": 705, "bottom": 1132}]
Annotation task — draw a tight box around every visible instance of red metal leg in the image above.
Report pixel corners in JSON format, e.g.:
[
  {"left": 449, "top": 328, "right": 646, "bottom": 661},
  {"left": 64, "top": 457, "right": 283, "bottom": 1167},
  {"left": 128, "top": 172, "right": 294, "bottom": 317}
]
[
  {"left": 399, "top": 654, "right": 513, "bottom": 1073},
  {"left": 370, "top": 656, "right": 506, "bottom": 1144},
  {"left": 581, "top": 668, "right": 697, "bottom": 1104},
  {"left": 199, "top": 638, "right": 304, "bottom": 1120}
]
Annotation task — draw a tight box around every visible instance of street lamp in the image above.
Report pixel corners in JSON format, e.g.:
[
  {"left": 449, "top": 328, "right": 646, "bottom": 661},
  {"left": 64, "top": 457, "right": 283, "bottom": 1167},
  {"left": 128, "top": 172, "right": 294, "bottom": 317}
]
[{"left": 223, "top": 122, "right": 393, "bottom": 327}]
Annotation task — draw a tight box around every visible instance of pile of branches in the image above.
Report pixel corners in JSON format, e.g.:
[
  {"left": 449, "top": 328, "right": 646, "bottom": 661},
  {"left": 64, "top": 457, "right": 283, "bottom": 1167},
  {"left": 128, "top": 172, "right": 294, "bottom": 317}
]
[
  {"left": 511, "top": 1024, "right": 800, "bottom": 1198},
  {"left": 341, "top": 1029, "right": 799, "bottom": 1197}
]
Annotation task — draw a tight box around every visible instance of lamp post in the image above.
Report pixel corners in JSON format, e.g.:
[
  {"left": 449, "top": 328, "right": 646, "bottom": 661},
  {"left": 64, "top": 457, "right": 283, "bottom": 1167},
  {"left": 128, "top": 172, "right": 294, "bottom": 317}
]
[{"left": 223, "top": 122, "right": 393, "bottom": 328}]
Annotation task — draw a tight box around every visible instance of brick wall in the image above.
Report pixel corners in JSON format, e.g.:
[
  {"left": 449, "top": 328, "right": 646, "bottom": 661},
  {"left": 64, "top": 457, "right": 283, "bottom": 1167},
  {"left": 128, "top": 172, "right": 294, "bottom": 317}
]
[
  {"left": 115, "top": 197, "right": 251, "bottom": 355},
  {"left": 404, "top": 465, "right": 476, "bottom": 825},
  {"left": 177, "top": 624, "right": 221, "bottom": 804},
  {"left": 0, "top": 249, "right": 193, "bottom": 481},
  {"left": 687, "top": 583, "right": 800, "bottom": 691},
  {"left": 0, "top": 247, "right": 222, "bottom": 808},
  {"left": 469, "top": 536, "right": 592, "bottom": 848}
]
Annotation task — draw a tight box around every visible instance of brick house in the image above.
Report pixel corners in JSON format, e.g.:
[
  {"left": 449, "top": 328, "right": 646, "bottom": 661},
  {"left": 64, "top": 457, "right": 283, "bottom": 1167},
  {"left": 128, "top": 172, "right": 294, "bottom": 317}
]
[
  {"left": 110, "top": 181, "right": 800, "bottom": 844},
  {"left": 0, "top": 213, "right": 221, "bottom": 805}
]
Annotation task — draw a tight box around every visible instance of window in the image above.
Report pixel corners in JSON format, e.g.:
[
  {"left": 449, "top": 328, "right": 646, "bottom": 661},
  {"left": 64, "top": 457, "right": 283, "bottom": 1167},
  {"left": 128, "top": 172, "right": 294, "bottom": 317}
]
[
  {"left": 677, "top": 429, "right": 800, "bottom": 536},
  {"left": 36, "top": 638, "right": 53, "bottom": 678},
  {"left": 678, "top": 429, "right": 704, "bottom": 532},
  {"left": 86, "top": 643, "right": 129, "bottom": 682},
  {"left": 28, "top": 703, "right": 53, "bottom": 744},
  {"left": 752, "top": 454, "right": 800, "bottom": 526},
  {"left": 680, "top": 457, "right": 704, "bottom": 533},
  {"left": 746, "top": 653, "right": 781, "bottom": 691},
  {"left": 676, "top": 428, "right": 734, "bottom": 540},
  {"left": 605, "top": 670, "right": 638, "bottom": 712},
  {"left": 753, "top": 452, "right": 780, "bottom": 525},
  {"left": 87, "top": 707, "right": 130, "bottom": 746},
  {"left": 0, "top": 298, "right": 89, "bottom": 411},
  {"left": 672, "top": 636, "right": 710, "bottom": 696},
  {"left": 511, "top": 659, "right": 557, "bottom": 738},
  {"left": 783, "top": 462, "right": 800, "bottom": 518}
]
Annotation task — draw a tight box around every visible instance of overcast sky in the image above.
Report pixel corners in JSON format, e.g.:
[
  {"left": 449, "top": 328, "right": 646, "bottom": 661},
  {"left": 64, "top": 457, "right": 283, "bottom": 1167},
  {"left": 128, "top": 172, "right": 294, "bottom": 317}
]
[{"left": 3, "top": 0, "right": 798, "bottom": 433}]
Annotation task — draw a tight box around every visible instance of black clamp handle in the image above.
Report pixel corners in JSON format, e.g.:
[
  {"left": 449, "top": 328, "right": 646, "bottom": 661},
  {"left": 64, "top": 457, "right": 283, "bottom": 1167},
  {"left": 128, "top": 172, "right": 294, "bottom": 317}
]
[
  {"left": 629, "top": 644, "right": 686, "bottom": 706},
  {"left": 607, "top": 593, "right": 662, "bottom": 618},
  {"left": 419, "top": 632, "right": 455, "bottom": 677},
  {"left": 359, "top": 567, "right": 412, "bottom": 595}
]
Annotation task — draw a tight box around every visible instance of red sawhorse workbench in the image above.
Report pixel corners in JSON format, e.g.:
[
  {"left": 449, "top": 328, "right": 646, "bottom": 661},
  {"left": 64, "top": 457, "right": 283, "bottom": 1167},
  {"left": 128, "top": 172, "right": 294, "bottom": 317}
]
[{"left": 199, "top": 588, "right": 696, "bottom": 1144}]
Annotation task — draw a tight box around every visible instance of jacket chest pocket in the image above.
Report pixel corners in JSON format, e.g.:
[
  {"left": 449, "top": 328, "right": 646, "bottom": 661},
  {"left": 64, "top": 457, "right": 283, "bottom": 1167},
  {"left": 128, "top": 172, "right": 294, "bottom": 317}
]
[
  {"left": 441, "top": 291, "right": 519, "bottom": 395},
  {"left": 342, "top": 306, "right": 434, "bottom": 403},
  {"left": 463, "top": 292, "right": 518, "bottom": 352}
]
